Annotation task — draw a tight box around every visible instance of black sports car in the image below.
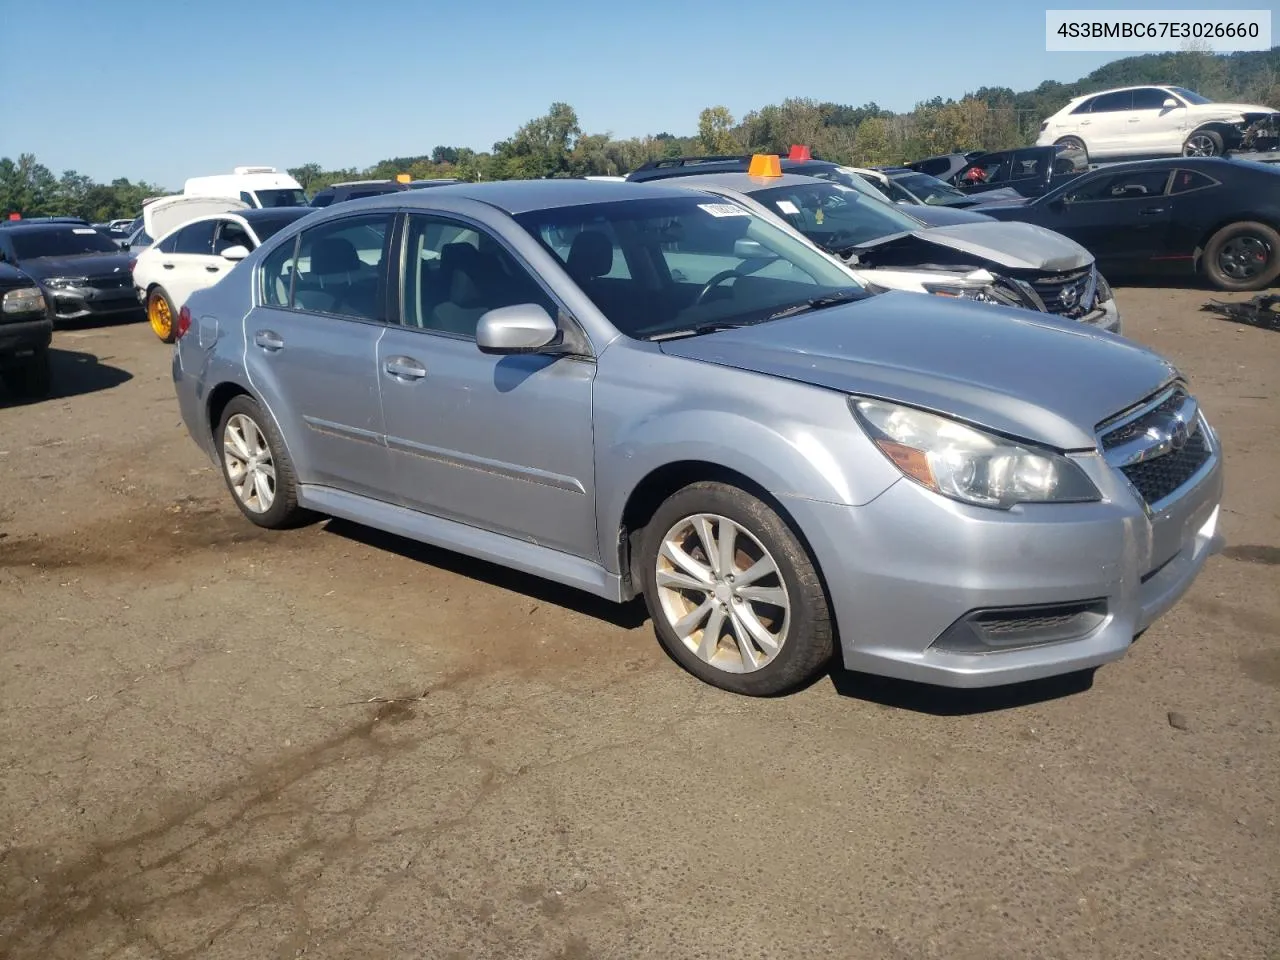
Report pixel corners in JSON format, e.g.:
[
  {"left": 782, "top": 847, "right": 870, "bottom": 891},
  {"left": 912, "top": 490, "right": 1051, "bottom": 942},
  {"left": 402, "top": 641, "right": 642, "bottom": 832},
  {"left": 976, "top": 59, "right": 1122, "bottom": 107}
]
[{"left": 970, "top": 157, "right": 1280, "bottom": 291}]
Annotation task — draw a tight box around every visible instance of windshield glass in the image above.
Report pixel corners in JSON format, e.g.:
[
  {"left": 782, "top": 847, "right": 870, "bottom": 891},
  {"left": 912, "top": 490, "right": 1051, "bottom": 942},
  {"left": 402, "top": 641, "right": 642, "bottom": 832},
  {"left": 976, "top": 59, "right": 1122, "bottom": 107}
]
[
  {"left": 803, "top": 165, "right": 893, "bottom": 201},
  {"left": 514, "top": 196, "right": 863, "bottom": 341},
  {"left": 750, "top": 182, "right": 919, "bottom": 252},
  {"left": 892, "top": 172, "right": 970, "bottom": 205},
  {"left": 254, "top": 189, "right": 309, "bottom": 208},
  {"left": 11, "top": 226, "right": 120, "bottom": 259},
  {"left": 247, "top": 210, "right": 312, "bottom": 242},
  {"left": 1167, "top": 86, "right": 1211, "bottom": 105}
]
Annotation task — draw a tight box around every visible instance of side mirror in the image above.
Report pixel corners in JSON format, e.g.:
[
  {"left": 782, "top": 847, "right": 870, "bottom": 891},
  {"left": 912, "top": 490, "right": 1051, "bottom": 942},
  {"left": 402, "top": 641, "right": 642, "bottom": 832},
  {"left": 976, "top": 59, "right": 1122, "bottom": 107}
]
[
  {"left": 120, "top": 241, "right": 130, "bottom": 251},
  {"left": 733, "top": 238, "right": 776, "bottom": 259},
  {"left": 1163, "top": 98, "right": 1180, "bottom": 109},
  {"left": 476, "top": 303, "right": 561, "bottom": 355},
  {"left": 221, "top": 244, "right": 250, "bottom": 261}
]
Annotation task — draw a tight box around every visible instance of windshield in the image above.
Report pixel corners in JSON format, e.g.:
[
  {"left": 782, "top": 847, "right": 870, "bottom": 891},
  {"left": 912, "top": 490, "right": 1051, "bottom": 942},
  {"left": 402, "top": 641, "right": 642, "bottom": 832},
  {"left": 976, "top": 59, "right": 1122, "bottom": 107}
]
[
  {"left": 1167, "top": 86, "right": 1211, "bottom": 105},
  {"left": 514, "top": 196, "right": 864, "bottom": 341},
  {"left": 10, "top": 226, "right": 121, "bottom": 259},
  {"left": 749, "top": 182, "right": 920, "bottom": 253},
  {"left": 253, "top": 189, "right": 309, "bottom": 208},
  {"left": 247, "top": 210, "right": 312, "bottom": 242},
  {"left": 891, "top": 172, "right": 970, "bottom": 205},
  {"left": 803, "top": 165, "right": 894, "bottom": 201}
]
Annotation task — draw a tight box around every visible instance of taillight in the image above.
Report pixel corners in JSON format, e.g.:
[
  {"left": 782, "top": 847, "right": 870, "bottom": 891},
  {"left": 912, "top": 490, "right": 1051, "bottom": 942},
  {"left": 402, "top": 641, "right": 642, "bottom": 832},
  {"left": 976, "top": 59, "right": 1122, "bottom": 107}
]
[{"left": 176, "top": 305, "right": 192, "bottom": 339}]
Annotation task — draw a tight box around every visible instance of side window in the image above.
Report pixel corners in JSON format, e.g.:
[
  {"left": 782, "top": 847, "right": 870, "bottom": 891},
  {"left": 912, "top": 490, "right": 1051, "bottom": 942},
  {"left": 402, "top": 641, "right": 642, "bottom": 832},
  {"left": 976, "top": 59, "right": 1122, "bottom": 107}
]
[
  {"left": 173, "top": 220, "right": 216, "bottom": 255},
  {"left": 260, "top": 236, "right": 298, "bottom": 307},
  {"left": 1130, "top": 88, "right": 1169, "bottom": 111},
  {"left": 961, "top": 156, "right": 1007, "bottom": 184},
  {"left": 291, "top": 213, "right": 393, "bottom": 320},
  {"left": 1090, "top": 90, "right": 1133, "bottom": 113},
  {"left": 239, "top": 191, "right": 256, "bottom": 207},
  {"left": 214, "top": 220, "right": 253, "bottom": 254},
  {"left": 401, "top": 214, "right": 557, "bottom": 338},
  {"left": 1010, "top": 150, "right": 1048, "bottom": 180},
  {"left": 1169, "top": 169, "right": 1218, "bottom": 194},
  {"left": 1065, "top": 170, "right": 1171, "bottom": 203},
  {"left": 1071, "top": 97, "right": 1096, "bottom": 115},
  {"left": 915, "top": 157, "right": 951, "bottom": 177}
]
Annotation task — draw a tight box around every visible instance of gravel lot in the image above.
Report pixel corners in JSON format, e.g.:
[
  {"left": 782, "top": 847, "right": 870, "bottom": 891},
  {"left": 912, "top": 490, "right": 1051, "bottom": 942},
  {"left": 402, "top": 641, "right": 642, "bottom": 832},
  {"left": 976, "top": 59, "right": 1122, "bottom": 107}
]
[{"left": 1, "top": 285, "right": 1277, "bottom": 959}]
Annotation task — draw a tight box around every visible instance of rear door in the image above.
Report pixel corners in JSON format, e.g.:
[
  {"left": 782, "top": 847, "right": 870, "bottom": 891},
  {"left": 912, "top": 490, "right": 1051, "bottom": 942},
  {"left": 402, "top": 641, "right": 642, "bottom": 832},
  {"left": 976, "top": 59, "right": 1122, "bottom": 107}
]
[
  {"left": 161, "top": 220, "right": 219, "bottom": 308},
  {"left": 242, "top": 211, "right": 396, "bottom": 499},
  {"left": 1079, "top": 90, "right": 1134, "bottom": 156}
]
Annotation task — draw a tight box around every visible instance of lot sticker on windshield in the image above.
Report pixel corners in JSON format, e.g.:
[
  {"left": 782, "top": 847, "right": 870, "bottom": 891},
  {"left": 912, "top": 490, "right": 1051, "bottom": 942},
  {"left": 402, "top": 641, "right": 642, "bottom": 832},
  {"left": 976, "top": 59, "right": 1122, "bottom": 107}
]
[
  {"left": 73, "top": 227, "right": 97, "bottom": 234},
  {"left": 775, "top": 200, "right": 800, "bottom": 215},
  {"left": 698, "top": 203, "right": 749, "bottom": 218}
]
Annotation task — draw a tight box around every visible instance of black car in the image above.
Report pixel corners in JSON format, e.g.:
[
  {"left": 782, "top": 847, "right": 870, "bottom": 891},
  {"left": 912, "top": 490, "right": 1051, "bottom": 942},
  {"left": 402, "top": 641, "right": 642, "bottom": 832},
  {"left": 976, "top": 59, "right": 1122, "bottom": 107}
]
[
  {"left": 933, "top": 145, "right": 1090, "bottom": 198},
  {"left": 627, "top": 154, "right": 993, "bottom": 226},
  {"left": 310, "top": 180, "right": 410, "bottom": 208},
  {"left": 0, "top": 222, "right": 141, "bottom": 324},
  {"left": 0, "top": 262, "right": 54, "bottom": 397},
  {"left": 969, "top": 157, "right": 1280, "bottom": 291}
]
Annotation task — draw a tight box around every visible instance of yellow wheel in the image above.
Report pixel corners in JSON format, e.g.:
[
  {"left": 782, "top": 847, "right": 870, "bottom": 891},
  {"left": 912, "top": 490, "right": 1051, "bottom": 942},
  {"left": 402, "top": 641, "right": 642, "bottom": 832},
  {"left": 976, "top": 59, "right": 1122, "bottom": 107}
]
[{"left": 148, "top": 289, "right": 176, "bottom": 344}]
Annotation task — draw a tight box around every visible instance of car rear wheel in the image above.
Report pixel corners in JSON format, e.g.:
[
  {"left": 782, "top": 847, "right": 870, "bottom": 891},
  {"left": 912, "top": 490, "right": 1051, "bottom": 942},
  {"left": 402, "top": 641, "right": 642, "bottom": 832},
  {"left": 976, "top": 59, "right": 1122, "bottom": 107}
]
[
  {"left": 1203, "top": 221, "right": 1280, "bottom": 291},
  {"left": 1183, "top": 129, "right": 1224, "bottom": 157},
  {"left": 216, "top": 395, "right": 309, "bottom": 529},
  {"left": 640, "top": 481, "right": 834, "bottom": 696},
  {"left": 1055, "top": 136, "right": 1089, "bottom": 163},
  {"left": 1, "top": 346, "right": 52, "bottom": 399},
  {"left": 147, "top": 287, "right": 177, "bottom": 343}
]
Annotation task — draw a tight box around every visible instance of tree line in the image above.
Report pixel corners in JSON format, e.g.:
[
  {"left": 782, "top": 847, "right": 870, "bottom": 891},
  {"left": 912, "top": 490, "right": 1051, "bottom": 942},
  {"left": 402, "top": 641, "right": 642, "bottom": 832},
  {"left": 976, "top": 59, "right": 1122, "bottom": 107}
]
[{"left": 6, "top": 46, "right": 1279, "bottom": 219}]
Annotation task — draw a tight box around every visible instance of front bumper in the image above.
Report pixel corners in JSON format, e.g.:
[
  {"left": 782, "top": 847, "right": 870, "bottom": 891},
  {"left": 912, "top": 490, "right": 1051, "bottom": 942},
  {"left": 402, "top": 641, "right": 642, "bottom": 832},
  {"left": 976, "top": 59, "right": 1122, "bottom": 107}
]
[
  {"left": 0, "top": 316, "right": 54, "bottom": 356},
  {"left": 44, "top": 284, "right": 143, "bottom": 322},
  {"left": 779, "top": 438, "right": 1223, "bottom": 688},
  {"left": 1081, "top": 295, "right": 1121, "bottom": 334}
]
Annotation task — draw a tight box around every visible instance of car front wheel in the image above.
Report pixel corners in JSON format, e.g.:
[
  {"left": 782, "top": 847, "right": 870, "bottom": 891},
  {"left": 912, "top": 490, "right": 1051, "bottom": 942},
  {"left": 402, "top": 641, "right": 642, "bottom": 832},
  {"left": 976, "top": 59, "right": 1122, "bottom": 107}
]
[{"left": 640, "top": 481, "right": 834, "bottom": 696}]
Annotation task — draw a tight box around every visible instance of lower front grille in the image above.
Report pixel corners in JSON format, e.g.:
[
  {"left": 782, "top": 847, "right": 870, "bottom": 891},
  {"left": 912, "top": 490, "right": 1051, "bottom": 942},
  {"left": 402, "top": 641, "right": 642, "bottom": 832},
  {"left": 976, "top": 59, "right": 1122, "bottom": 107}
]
[
  {"left": 85, "top": 275, "right": 131, "bottom": 291},
  {"left": 1121, "top": 429, "right": 1211, "bottom": 504},
  {"left": 933, "top": 599, "right": 1109, "bottom": 653}
]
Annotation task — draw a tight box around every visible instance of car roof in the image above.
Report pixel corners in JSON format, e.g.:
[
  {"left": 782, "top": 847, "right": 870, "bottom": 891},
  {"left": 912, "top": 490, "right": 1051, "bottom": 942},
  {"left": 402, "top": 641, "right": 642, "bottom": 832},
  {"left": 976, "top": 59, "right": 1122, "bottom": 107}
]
[
  {"left": 657, "top": 172, "right": 830, "bottom": 194},
  {"left": 337, "top": 178, "right": 713, "bottom": 215},
  {"left": 1069, "top": 84, "right": 1177, "bottom": 101}
]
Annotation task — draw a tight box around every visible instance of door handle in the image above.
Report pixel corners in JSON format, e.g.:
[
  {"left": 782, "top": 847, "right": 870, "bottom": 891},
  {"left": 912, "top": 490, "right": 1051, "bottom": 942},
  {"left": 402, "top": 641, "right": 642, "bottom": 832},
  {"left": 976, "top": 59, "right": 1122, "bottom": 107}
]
[
  {"left": 1139, "top": 207, "right": 1167, "bottom": 216},
  {"left": 205, "top": 265, "right": 220, "bottom": 273},
  {"left": 254, "top": 330, "right": 285, "bottom": 351},
  {"left": 162, "top": 262, "right": 175, "bottom": 269},
  {"left": 384, "top": 356, "right": 426, "bottom": 381}
]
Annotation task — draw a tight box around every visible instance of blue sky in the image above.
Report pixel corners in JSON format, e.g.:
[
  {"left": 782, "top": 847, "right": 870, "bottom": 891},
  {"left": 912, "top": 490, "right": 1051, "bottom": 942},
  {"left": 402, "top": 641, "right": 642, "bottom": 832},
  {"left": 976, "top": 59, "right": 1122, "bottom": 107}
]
[{"left": 1, "top": 0, "right": 1273, "bottom": 189}]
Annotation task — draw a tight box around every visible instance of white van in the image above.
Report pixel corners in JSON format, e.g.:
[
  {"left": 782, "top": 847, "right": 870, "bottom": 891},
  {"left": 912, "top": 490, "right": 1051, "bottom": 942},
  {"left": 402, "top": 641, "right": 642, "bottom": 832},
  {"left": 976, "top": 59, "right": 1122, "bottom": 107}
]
[{"left": 183, "top": 166, "right": 307, "bottom": 208}]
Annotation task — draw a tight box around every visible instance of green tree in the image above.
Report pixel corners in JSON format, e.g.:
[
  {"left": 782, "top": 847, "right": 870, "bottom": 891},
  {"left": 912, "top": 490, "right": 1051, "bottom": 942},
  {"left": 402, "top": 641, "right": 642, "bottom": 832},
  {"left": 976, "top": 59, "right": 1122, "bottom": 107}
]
[{"left": 697, "top": 106, "right": 739, "bottom": 155}]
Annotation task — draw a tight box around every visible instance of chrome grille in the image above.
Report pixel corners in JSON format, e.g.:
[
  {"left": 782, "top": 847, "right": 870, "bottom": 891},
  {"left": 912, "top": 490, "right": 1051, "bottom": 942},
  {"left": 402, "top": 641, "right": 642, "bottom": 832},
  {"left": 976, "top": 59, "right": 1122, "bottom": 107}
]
[
  {"left": 1030, "top": 267, "right": 1096, "bottom": 318},
  {"left": 1098, "top": 384, "right": 1214, "bottom": 507}
]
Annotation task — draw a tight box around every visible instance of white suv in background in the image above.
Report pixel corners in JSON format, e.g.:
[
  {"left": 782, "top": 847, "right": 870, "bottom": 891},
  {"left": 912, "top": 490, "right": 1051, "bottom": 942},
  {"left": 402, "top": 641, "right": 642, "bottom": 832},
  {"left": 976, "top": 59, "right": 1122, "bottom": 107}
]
[{"left": 1036, "top": 85, "right": 1276, "bottom": 160}]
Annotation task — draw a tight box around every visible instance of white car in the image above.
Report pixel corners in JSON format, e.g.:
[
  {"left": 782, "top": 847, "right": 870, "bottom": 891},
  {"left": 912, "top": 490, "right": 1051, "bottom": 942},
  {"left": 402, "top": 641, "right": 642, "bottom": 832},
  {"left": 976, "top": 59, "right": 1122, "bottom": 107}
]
[
  {"left": 1036, "top": 85, "right": 1276, "bottom": 160},
  {"left": 132, "top": 197, "right": 313, "bottom": 342}
]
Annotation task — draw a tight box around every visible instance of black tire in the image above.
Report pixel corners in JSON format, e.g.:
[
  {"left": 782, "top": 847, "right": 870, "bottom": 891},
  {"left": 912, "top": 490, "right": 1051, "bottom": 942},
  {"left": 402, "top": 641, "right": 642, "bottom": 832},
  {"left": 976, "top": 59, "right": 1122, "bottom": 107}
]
[
  {"left": 1055, "top": 136, "right": 1089, "bottom": 164},
  {"left": 639, "top": 481, "right": 834, "bottom": 697},
  {"left": 1202, "top": 221, "right": 1280, "bottom": 292},
  {"left": 1183, "top": 128, "right": 1224, "bottom": 157},
  {"left": 1, "top": 346, "right": 52, "bottom": 399},
  {"left": 147, "top": 286, "right": 178, "bottom": 344},
  {"left": 215, "top": 394, "right": 310, "bottom": 529}
]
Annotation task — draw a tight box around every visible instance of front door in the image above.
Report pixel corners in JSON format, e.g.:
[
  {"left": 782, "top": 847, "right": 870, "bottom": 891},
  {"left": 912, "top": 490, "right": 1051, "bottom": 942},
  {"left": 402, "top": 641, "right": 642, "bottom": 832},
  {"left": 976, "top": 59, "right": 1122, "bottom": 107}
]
[
  {"left": 1125, "top": 88, "right": 1187, "bottom": 154},
  {"left": 377, "top": 213, "right": 599, "bottom": 560},
  {"left": 242, "top": 211, "right": 397, "bottom": 499},
  {"left": 1050, "top": 168, "right": 1175, "bottom": 266}
]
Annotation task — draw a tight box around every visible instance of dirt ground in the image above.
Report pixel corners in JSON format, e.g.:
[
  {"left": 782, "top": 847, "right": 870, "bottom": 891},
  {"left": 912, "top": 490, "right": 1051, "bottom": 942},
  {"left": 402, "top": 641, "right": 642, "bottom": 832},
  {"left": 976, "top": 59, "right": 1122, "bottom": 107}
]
[{"left": 0, "top": 285, "right": 1277, "bottom": 960}]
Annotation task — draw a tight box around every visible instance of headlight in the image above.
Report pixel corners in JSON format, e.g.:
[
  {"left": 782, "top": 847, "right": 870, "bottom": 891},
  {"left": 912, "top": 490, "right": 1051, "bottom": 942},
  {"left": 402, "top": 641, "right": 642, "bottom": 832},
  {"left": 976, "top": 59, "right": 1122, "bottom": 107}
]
[
  {"left": 43, "top": 277, "right": 88, "bottom": 289},
  {"left": 922, "top": 282, "right": 1003, "bottom": 303},
  {"left": 1, "top": 286, "right": 46, "bottom": 315},
  {"left": 851, "top": 398, "right": 1100, "bottom": 509}
]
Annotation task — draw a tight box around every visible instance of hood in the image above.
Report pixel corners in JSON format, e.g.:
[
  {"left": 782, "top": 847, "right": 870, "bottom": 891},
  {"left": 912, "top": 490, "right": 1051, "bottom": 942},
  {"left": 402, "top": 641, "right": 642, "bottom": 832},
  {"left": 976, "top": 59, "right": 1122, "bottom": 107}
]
[
  {"left": 19, "top": 252, "right": 134, "bottom": 280},
  {"left": 855, "top": 221, "right": 1092, "bottom": 272},
  {"left": 1199, "top": 102, "right": 1275, "bottom": 119},
  {"left": 658, "top": 290, "right": 1175, "bottom": 450},
  {"left": 903, "top": 205, "right": 995, "bottom": 226},
  {"left": 144, "top": 195, "right": 249, "bottom": 241},
  {"left": 0, "top": 263, "right": 37, "bottom": 292}
]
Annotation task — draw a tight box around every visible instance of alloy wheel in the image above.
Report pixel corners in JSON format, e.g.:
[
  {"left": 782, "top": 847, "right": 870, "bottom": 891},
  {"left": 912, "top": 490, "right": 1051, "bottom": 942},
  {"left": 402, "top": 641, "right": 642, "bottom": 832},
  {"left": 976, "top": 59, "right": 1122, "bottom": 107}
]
[
  {"left": 653, "top": 513, "right": 790, "bottom": 674},
  {"left": 149, "top": 294, "right": 172, "bottom": 340},
  {"left": 1218, "top": 235, "right": 1271, "bottom": 281},
  {"left": 223, "top": 413, "right": 276, "bottom": 513},
  {"left": 1183, "top": 134, "right": 1219, "bottom": 157}
]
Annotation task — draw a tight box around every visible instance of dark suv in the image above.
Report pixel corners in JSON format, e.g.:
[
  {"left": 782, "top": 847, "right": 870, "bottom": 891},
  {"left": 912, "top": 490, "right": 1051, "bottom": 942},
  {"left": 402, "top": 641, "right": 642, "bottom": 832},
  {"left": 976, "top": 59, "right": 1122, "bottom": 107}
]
[
  {"left": 310, "top": 180, "right": 410, "bottom": 208},
  {"left": 0, "top": 262, "right": 54, "bottom": 398}
]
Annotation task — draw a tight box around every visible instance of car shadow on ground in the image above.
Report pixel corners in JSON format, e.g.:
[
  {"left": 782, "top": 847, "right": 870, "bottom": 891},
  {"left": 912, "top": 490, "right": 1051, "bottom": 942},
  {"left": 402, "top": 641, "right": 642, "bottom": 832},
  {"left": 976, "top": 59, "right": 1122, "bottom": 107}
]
[
  {"left": 320, "top": 519, "right": 1098, "bottom": 712},
  {"left": 825, "top": 665, "right": 1095, "bottom": 715},
  {"left": 319, "top": 517, "right": 651, "bottom": 630},
  {"left": 0, "top": 347, "right": 133, "bottom": 408}
]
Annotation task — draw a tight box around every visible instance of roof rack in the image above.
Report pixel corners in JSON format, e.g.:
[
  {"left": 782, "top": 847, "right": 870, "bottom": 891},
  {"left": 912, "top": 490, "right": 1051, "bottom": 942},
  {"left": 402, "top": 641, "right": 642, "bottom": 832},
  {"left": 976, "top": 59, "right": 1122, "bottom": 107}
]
[{"left": 632, "top": 155, "right": 749, "bottom": 172}]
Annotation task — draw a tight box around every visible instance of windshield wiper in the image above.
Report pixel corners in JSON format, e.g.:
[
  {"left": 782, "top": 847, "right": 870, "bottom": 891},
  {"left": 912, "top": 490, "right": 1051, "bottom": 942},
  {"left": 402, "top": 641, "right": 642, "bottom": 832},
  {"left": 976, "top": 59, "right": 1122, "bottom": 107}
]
[
  {"left": 648, "top": 320, "right": 762, "bottom": 342},
  {"left": 766, "top": 290, "right": 865, "bottom": 320}
]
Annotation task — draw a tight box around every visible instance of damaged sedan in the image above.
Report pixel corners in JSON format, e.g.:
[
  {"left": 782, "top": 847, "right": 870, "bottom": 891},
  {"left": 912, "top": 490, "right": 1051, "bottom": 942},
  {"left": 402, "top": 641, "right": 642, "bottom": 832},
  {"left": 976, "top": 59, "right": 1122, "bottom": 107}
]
[{"left": 671, "top": 161, "right": 1121, "bottom": 333}]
